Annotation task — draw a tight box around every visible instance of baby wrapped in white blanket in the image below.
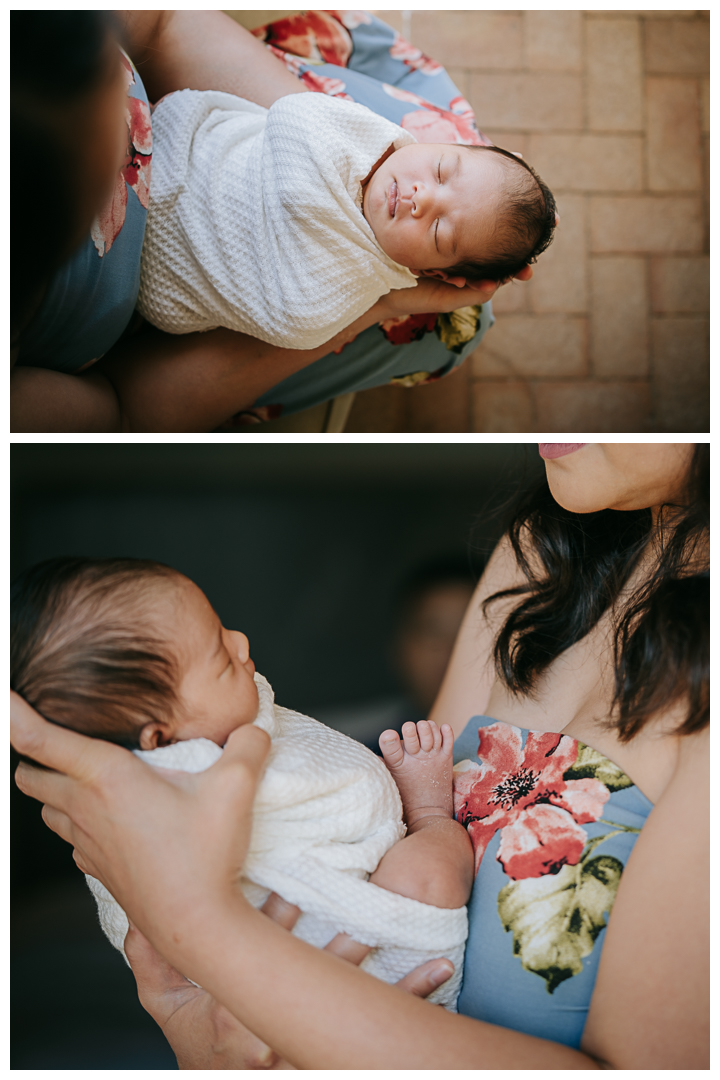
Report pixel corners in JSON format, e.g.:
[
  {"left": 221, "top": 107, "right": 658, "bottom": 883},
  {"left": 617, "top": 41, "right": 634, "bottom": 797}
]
[
  {"left": 87, "top": 673, "right": 468, "bottom": 1008},
  {"left": 12, "top": 557, "right": 474, "bottom": 1015},
  {"left": 137, "top": 85, "right": 556, "bottom": 353},
  {"left": 138, "top": 91, "right": 418, "bottom": 349}
]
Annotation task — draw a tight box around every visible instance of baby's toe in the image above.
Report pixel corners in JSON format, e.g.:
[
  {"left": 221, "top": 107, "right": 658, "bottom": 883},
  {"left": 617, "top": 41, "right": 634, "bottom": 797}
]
[
  {"left": 440, "top": 723, "right": 455, "bottom": 757},
  {"left": 379, "top": 730, "right": 405, "bottom": 769},
  {"left": 401, "top": 722, "right": 421, "bottom": 755},
  {"left": 427, "top": 719, "right": 442, "bottom": 751},
  {"left": 416, "top": 720, "right": 435, "bottom": 753}
]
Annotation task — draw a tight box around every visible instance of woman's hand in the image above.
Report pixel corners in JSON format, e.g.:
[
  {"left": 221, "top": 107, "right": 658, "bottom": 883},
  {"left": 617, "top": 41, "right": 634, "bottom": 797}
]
[
  {"left": 384, "top": 265, "right": 533, "bottom": 319},
  {"left": 126, "top": 892, "right": 455, "bottom": 1070},
  {"left": 11, "top": 691, "right": 270, "bottom": 959}
]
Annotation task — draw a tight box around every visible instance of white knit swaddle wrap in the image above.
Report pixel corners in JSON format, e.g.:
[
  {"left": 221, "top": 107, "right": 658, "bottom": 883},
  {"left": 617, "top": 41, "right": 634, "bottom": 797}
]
[
  {"left": 86, "top": 673, "right": 467, "bottom": 1008},
  {"left": 137, "top": 90, "right": 418, "bottom": 349}
]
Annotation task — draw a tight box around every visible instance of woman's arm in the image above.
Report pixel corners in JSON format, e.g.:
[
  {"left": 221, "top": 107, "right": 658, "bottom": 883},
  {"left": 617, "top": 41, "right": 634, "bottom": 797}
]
[
  {"left": 116, "top": 10, "right": 309, "bottom": 107},
  {"left": 11, "top": 693, "right": 595, "bottom": 1070},
  {"left": 582, "top": 725, "right": 709, "bottom": 1069},
  {"left": 98, "top": 279, "right": 511, "bottom": 433}
]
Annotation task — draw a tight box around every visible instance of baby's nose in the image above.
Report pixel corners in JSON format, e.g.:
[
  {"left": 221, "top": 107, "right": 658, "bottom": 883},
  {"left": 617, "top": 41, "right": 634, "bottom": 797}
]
[{"left": 411, "top": 183, "right": 435, "bottom": 218}]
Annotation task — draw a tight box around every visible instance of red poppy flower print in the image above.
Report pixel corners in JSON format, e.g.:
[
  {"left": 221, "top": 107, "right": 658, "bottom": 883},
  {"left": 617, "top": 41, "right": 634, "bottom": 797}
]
[
  {"left": 264, "top": 45, "right": 354, "bottom": 99},
  {"left": 379, "top": 312, "right": 437, "bottom": 345},
  {"left": 389, "top": 34, "right": 443, "bottom": 75},
  {"left": 91, "top": 72, "right": 153, "bottom": 256},
  {"left": 122, "top": 96, "right": 152, "bottom": 210},
  {"left": 252, "top": 11, "right": 353, "bottom": 67},
  {"left": 381, "top": 84, "right": 491, "bottom": 146},
  {"left": 454, "top": 723, "right": 611, "bottom": 880}
]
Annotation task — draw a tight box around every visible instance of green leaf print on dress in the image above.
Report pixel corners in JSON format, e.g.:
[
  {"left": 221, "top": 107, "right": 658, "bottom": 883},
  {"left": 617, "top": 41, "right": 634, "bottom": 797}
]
[
  {"left": 454, "top": 722, "right": 640, "bottom": 994},
  {"left": 497, "top": 850, "right": 623, "bottom": 993}
]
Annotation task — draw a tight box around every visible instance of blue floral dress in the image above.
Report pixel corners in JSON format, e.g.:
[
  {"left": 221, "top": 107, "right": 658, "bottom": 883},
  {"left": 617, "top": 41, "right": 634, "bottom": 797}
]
[{"left": 453, "top": 716, "right": 652, "bottom": 1048}]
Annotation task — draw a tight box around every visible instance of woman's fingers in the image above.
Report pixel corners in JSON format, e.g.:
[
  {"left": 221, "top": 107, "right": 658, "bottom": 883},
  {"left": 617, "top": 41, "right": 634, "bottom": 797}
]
[
  {"left": 395, "top": 958, "right": 454, "bottom": 998},
  {"left": 261, "top": 892, "right": 302, "bottom": 930},
  {"left": 324, "top": 932, "right": 372, "bottom": 966},
  {"left": 11, "top": 690, "right": 118, "bottom": 777}
]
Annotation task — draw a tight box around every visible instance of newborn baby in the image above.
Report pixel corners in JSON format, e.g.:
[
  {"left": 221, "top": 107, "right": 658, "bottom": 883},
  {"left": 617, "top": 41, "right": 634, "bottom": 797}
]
[
  {"left": 11, "top": 556, "right": 473, "bottom": 1008},
  {"left": 138, "top": 90, "right": 556, "bottom": 349}
]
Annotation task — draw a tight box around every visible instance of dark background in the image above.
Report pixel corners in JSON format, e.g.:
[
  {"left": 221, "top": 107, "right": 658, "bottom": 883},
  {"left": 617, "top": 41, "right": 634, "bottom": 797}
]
[{"left": 11, "top": 442, "right": 543, "bottom": 1068}]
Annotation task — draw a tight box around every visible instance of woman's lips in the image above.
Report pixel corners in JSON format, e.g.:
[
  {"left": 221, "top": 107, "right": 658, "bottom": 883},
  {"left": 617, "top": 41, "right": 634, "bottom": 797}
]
[
  {"left": 538, "top": 443, "right": 587, "bottom": 460},
  {"left": 388, "top": 180, "right": 398, "bottom": 218}
]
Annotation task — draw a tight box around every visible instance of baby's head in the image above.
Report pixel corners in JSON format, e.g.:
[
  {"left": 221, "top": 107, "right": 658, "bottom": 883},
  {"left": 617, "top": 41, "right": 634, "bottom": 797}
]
[
  {"left": 362, "top": 141, "right": 556, "bottom": 285},
  {"left": 11, "top": 557, "right": 258, "bottom": 750}
]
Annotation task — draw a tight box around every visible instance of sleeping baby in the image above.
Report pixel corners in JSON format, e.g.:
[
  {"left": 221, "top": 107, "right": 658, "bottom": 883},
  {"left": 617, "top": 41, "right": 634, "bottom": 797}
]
[
  {"left": 11, "top": 556, "right": 474, "bottom": 1008},
  {"left": 138, "top": 90, "right": 556, "bottom": 350}
]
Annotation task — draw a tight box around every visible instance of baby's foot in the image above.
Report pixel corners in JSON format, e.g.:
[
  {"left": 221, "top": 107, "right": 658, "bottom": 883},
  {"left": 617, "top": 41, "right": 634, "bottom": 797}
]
[{"left": 379, "top": 720, "right": 455, "bottom": 832}]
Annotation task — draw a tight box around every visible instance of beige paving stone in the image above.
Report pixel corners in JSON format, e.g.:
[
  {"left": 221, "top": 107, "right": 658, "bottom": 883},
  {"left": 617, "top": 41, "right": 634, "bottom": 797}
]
[
  {"left": 491, "top": 278, "right": 531, "bottom": 315},
  {"left": 471, "top": 380, "right": 535, "bottom": 433},
  {"left": 528, "top": 134, "right": 643, "bottom": 192},
  {"left": 405, "top": 365, "right": 471, "bottom": 433},
  {"left": 650, "top": 256, "right": 709, "bottom": 313},
  {"left": 524, "top": 11, "right": 582, "bottom": 73},
  {"left": 586, "top": 19, "right": 643, "bottom": 132},
  {"left": 651, "top": 317, "right": 709, "bottom": 431},
  {"left": 483, "top": 131, "right": 529, "bottom": 159},
  {"left": 589, "top": 258, "right": 648, "bottom": 377},
  {"left": 644, "top": 19, "right": 709, "bottom": 74},
  {"left": 345, "top": 385, "right": 405, "bottom": 433},
  {"left": 373, "top": 10, "right": 403, "bottom": 33},
  {"left": 469, "top": 73, "right": 582, "bottom": 131},
  {"left": 527, "top": 194, "right": 587, "bottom": 314},
  {"left": 590, "top": 196, "right": 703, "bottom": 253},
  {"left": 700, "top": 78, "right": 710, "bottom": 134},
  {"left": 535, "top": 382, "right": 651, "bottom": 433},
  {"left": 410, "top": 11, "right": 523, "bottom": 70},
  {"left": 585, "top": 11, "right": 700, "bottom": 18},
  {"left": 646, "top": 78, "right": 702, "bottom": 192},
  {"left": 472, "top": 315, "right": 587, "bottom": 379}
]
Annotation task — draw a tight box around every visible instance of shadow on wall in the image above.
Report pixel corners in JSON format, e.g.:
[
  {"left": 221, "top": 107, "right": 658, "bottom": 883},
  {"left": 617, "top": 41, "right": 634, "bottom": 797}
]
[{"left": 11, "top": 442, "right": 543, "bottom": 1069}]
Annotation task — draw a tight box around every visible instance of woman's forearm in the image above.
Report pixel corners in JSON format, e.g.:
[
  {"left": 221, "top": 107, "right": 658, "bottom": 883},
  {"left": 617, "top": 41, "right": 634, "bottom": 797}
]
[
  {"left": 99, "top": 301, "right": 394, "bottom": 433},
  {"left": 117, "top": 10, "right": 309, "bottom": 106},
  {"left": 163, "top": 897, "right": 599, "bottom": 1071}
]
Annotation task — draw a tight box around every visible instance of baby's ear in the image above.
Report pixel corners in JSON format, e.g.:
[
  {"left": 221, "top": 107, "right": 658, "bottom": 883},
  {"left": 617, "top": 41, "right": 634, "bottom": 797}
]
[
  {"left": 138, "top": 722, "right": 174, "bottom": 751},
  {"left": 416, "top": 268, "right": 467, "bottom": 289}
]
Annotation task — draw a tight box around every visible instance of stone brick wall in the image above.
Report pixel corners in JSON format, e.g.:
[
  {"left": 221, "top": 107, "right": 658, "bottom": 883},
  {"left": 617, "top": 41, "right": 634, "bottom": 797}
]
[{"left": 347, "top": 10, "right": 708, "bottom": 433}]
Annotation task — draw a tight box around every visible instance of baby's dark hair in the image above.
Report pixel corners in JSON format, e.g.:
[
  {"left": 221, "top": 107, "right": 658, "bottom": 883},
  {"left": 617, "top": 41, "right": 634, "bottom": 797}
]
[
  {"left": 443, "top": 145, "right": 557, "bottom": 283},
  {"left": 11, "top": 556, "right": 182, "bottom": 748}
]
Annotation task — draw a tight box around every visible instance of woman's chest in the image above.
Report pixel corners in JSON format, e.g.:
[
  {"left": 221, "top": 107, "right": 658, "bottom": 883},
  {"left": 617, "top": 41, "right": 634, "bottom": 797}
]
[{"left": 483, "top": 622, "right": 679, "bottom": 803}]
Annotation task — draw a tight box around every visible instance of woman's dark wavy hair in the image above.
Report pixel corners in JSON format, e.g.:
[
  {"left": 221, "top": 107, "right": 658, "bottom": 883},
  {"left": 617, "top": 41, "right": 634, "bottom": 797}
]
[
  {"left": 11, "top": 10, "right": 118, "bottom": 334},
  {"left": 485, "top": 445, "right": 709, "bottom": 741}
]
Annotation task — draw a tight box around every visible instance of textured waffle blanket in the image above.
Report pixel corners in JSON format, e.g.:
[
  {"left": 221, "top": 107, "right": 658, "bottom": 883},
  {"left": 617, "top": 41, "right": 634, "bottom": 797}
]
[
  {"left": 137, "top": 90, "right": 419, "bottom": 349},
  {"left": 86, "top": 673, "right": 467, "bottom": 1008}
]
